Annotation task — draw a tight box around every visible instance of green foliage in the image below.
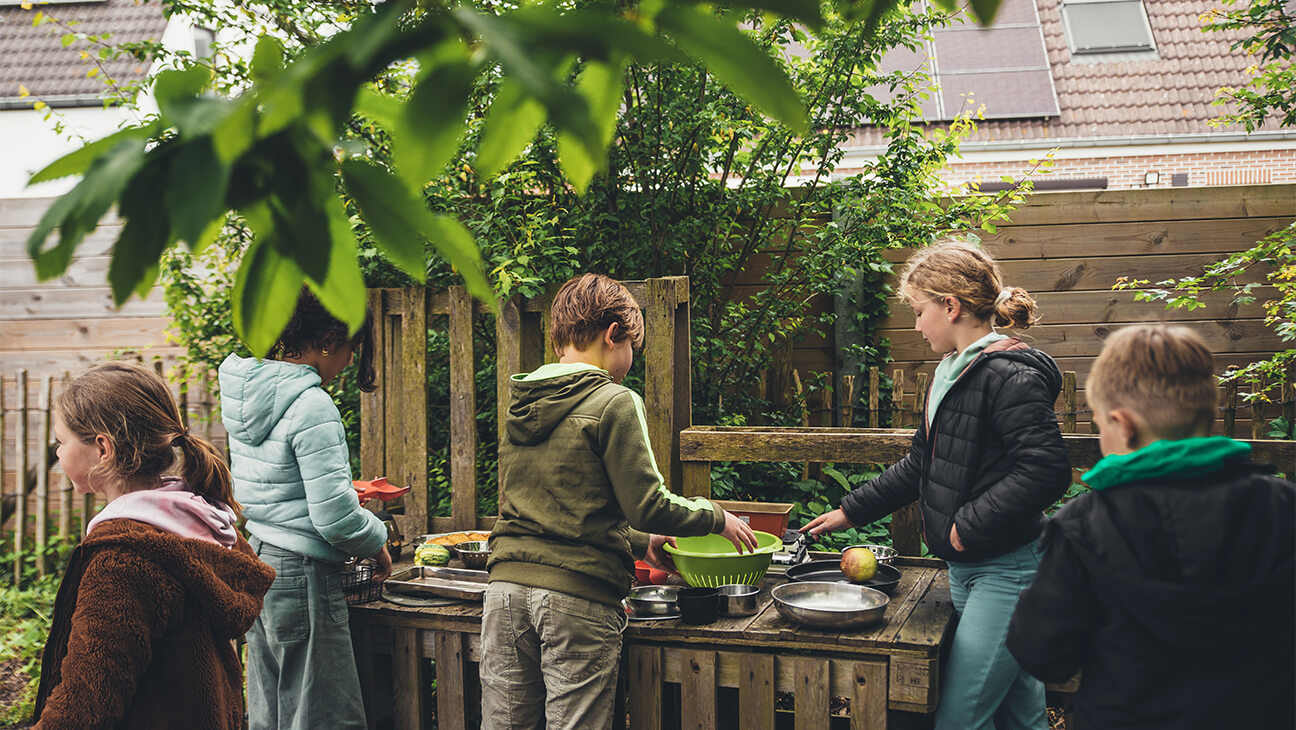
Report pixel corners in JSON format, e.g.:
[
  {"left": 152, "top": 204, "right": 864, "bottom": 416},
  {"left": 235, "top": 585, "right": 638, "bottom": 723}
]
[
  {"left": 0, "top": 535, "right": 77, "bottom": 724},
  {"left": 1204, "top": 0, "right": 1296, "bottom": 131}
]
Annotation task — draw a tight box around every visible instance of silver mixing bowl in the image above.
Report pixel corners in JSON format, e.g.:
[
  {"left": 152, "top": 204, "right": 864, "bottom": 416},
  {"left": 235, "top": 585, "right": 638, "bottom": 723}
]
[
  {"left": 626, "top": 585, "right": 682, "bottom": 616},
  {"left": 843, "top": 544, "right": 898, "bottom": 566},
  {"left": 771, "top": 581, "right": 889, "bottom": 629},
  {"left": 452, "top": 540, "right": 491, "bottom": 570}
]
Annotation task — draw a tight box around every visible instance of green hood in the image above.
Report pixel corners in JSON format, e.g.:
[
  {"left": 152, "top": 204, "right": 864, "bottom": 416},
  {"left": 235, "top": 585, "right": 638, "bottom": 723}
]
[
  {"left": 1082, "top": 437, "right": 1253, "bottom": 490},
  {"left": 506, "top": 362, "right": 612, "bottom": 446}
]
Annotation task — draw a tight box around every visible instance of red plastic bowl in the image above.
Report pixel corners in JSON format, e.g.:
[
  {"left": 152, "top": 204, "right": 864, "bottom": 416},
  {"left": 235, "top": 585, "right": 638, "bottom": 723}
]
[{"left": 634, "top": 560, "right": 651, "bottom": 584}]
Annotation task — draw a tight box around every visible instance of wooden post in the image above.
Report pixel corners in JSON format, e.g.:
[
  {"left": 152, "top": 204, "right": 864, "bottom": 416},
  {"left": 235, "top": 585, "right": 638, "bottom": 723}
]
[
  {"left": 58, "top": 373, "right": 72, "bottom": 541},
  {"left": 867, "top": 367, "right": 879, "bottom": 429},
  {"left": 794, "top": 657, "right": 830, "bottom": 730},
  {"left": 496, "top": 297, "right": 523, "bottom": 510},
  {"left": 0, "top": 375, "right": 5, "bottom": 544},
  {"left": 738, "top": 653, "right": 775, "bottom": 729},
  {"left": 81, "top": 493, "right": 95, "bottom": 537},
  {"left": 841, "top": 374, "right": 856, "bottom": 428},
  {"left": 1061, "top": 371, "right": 1077, "bottom": 434},
  {"left": 360, "top": 289, "right": 387, "bottom": 482},
  {"left": 178, "top": 379, "right": 190, "bottom": 431},
  {"left": 793, "top": 370, "right": 811, "bottom": 480},
  {"left": 14, "top": 369, "right": 27, "bottom": 583},
  {"left": 1251, "top": 379, "right": 1266, "bottom": 440},
  {"left": 913, "top": 373, "right": 928, "bottom": 428},
  {"left": 670, "top": 277, "right": 693, "bottom": 492},
  {"left": 891, "top": 371, "right": 905, "bottom": 429},
  {"left": 629, "top": 645, "right": 664, "bottom": 730},
  {"left": 681, "top": 461, "right": 712, "bottom": 499},
  {"left": 35, "top": 376, "right": 52, "bottom": 577},
  {"left": 1223, "top": 378, "right": 1238, "bottom": 438},
  {"left": 448, "top": 286, "right": 477, "bottom": 531},
  {"left": 644, "top": 278, "right": 678, "bottom": 492},
  {"left": 1284, "top": 380, "right": 1295, "bottom": 438}
]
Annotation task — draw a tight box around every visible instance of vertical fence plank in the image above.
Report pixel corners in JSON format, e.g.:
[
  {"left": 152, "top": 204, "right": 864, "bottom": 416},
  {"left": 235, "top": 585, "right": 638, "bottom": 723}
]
[
  {"left": 14, "top": 370, "right": 27, "bottom": 583},
  {"left": 35, "top": 376, "right": 52, "bottom": 577},
  {"left": 360, "top": 288, "right": 387, "bottom": 481},
  {"left": 891, "top": 371, "right": 905, "bottom": 429},
  {"left": 56, "top": 373, "right": 71, "bottom": 541},
  {"left": 850, "top": 660, "right": 887, "bottom": 730},
  {"left": 448, "top": 287, "right": 477, "bottom": 531},
  {"left": 1223, "top": 379, "right": 1238, "bottom": 438},
  {"left": 645, "top": 278, "right": 677, "bottom": 492},
  {"left": 794, "top": 657, "right": 830, "bottom": 730},
  {"left": 0, "top": 375, "right": 5, "bottom": 557},
  {"left": 867, "top": 367, "right": 879, "bottom": 429},
  {"left": 434, "top": 630, "right": 467, "bottom": 730},
  {"left": 81, "top": 493, "right": 95, "bottom": 538},
  {"left": 671, "top": 280, "right": 692, "bottom": 491},
  {"left": 393, "top": 628, "right": 425, "bottom": 730},
  {"left": 679, "top": 649, "right": 716, "bottom": 730},
  {"left": 178, "top": 379, "right": 190, "bottom": 431},
  {"left": 1061, "top": 371, "right": 1077, "bottom": 434},
  {"left": 914, "top": 373, "right": 928, "bottom": 427},
  {"left": 738, "top": 653, "right": 775, "bottom": 729},
  {"left": 682, "top": 461, "right": 712, "bottom": 499},
  {"left": 394, "top": 288, "right": 429, "bottom": 535},
  {"left": 1251, "top": 379, "right": 1266, "bottom": 440},
  {"left": 629, "top": 645, "right": 663, "bottom": 730},
  {"left": 1284, "top": 381, "right": 1295, "bottom": 437},
  {"left": 841, "top": 374, "right": 856, "bottom": 428},
  {"left": 497, "top": 297, "right": 523, "bottom": 510}
]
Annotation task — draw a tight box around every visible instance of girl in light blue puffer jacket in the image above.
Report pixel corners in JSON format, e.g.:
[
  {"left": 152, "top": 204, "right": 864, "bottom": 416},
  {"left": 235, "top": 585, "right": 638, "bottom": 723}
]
[{"left": 219, "top": 290, "right": 389, "bottom": 730}]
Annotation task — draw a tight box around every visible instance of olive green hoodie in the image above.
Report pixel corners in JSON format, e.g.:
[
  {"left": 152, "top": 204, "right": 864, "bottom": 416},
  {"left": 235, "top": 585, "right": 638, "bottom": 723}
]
[{"left": 488, "top": 363, "right": 725, "bottom": 605}]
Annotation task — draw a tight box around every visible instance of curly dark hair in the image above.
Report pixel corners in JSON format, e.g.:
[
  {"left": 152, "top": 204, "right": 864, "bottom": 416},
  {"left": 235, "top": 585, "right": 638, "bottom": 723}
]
[{"left": 275, "top": 289, "right": 377, "bottom": 392}]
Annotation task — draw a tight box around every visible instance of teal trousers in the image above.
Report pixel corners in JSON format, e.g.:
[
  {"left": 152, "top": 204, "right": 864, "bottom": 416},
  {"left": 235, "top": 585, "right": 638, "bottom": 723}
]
[
  {"left": 245, "top": 537, "right": 367, "bottom": 730},
  {"left": 934, "top": 541, "right": 1048, "bottom": 730}
]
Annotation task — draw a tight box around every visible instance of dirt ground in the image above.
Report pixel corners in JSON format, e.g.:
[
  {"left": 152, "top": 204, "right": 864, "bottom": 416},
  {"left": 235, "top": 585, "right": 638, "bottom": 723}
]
[{"left": 0, "top": 656, "right": 33, "bottom": 730}]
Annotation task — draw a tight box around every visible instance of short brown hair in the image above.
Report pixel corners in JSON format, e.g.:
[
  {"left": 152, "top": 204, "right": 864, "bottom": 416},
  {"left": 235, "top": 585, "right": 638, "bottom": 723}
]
[
  {"left": 900, "top": 238, "right": 1039, "bottom": 330},
  {"left": 58, "top": 361, "right": 240, "bottom": 515},
  {"left": 549, "top": 274, "right": 644, "bottom": 356},
  {"left": 275, "top": 288, "right": 377, "bottom": 392},
  {"left": 1087, "top": 325, "right": 1217, "bottom": 439}
]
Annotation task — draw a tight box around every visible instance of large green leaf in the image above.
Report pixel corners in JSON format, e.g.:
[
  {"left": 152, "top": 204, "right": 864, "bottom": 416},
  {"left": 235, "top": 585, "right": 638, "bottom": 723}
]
[
  {"left": 475, "top": 77, "right": 547, "bottom": 179},
  {"left": 658, "top": 7, "right": 808, "bottom": 134},
  {"left": 212, "top": 97, "right": 257, "bottom": 164},
  {"left": 453, "top": 10, "right": 559, "bottom": 105},
  {"left": 356, "top": 87, "right": 402, "bottom": 130},
  {"left": 250, "top": 36, "right": 286, "bottom": 84},
  {"left": 306, "top": 196, "right": 368, "bottom": 334},
  {"left": 232, "top": 225, "right": 306, "bottom": 357},
  {"left": 508, "top": 11, "right": 686, "bottom": 64},
  {"left": 26, "top": 124, "right": 155, "bottom": 185},
  {"left": 557, "top": 59, "right": 625, "bottom": 193},
  {"left": 153, "top": 67, "right": 211, "bottom": 119},
  {"left": 687, "top": 0, "right": 824, "bottom": 29},
  {"left": 26, "top": 136, "right": 148, "bottom": 280},
  {"left": 394, "top": 59, "right": 474, "bottom": 189},
  {"left": 340, "top": 158, "right": 430, "bottom": 282},
  {"left": 109, "top": 149, "right": 177, "bottom": 304},
  {"left": 166, "top": 139, "right": 231, "bottom": 249}
]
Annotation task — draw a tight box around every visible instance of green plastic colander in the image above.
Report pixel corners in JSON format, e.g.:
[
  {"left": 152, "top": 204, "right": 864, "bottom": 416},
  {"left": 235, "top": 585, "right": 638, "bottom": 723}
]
[{"left": 662, "top": 531, "right": 782, "bottom": 587}]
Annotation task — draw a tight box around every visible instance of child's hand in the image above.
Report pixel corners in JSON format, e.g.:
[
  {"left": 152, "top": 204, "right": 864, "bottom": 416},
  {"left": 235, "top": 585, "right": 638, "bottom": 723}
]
[
  {"left": 801, "top": 508, "right": 853, "bottom": 538},
  {"left": 646, "top": 534, "right": 678, "bottom": 572},
  {"left": 371, "top": 545, "right": 393, "bottom": 582},
  {"left": 720, "top": 511, "right": 758, "bottom": 554},
  {"left": 949, "top": 523, "right": 965, "bottom": 552}
]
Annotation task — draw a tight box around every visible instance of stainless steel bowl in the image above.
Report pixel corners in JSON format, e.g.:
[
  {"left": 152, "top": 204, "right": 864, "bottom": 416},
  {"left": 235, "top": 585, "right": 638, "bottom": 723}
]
[
  {"left": 453, "top": 540, "right": 491, "bottom": 570},
  {"left": 716, "top": 584, "right": 759, "bottom": 617},
  {"left": 844, "top": 544, "right": 897, "bottom": 566},
  {"left": 771, "top": 581, "right": 889, "bottom": 629},
  {"left": 626, "top": 585, "right": 681, "bottom": 616}
]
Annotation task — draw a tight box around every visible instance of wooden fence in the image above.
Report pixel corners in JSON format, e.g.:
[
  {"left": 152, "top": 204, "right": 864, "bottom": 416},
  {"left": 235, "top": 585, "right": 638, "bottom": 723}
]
[
  {"left": 359, "top": 278, "right": 693, "bottom": 541},
  {"left": 1, "top": 363, "right": 221, "bottom": 584}
]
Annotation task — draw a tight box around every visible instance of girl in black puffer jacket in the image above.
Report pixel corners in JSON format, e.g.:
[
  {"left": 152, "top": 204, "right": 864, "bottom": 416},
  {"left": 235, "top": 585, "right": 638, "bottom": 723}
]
[{"left": 804, "top": 239, "right": 1071, "bottom": 730}]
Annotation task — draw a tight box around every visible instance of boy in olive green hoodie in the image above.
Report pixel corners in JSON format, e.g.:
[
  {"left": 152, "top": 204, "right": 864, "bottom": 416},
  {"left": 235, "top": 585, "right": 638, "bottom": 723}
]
[{"left": 482, "top": 274, "right": 756, "bottom": 730}]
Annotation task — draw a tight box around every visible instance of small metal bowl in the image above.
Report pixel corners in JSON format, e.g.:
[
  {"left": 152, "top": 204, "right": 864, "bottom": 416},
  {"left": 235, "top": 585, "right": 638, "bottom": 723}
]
[
  {"left": 716, "top": 584, "right": 759, "bottom": 617},
  {"left": 771, "top": 581, "right": 889, "bottom": 630},
  {"left": 844, "top": 544, "right": 897, "bottom": 566},
  {"left": 453, "top": 540, "right": 491, "bottom": 570},
  {"left": 626, "top": 585, "right": 681, "bottom": 616}
]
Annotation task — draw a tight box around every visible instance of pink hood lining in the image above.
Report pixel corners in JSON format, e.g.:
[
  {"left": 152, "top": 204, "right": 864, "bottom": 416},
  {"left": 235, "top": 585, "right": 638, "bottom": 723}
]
[{"left": 87, "top": 477, "right": 238, "bottom": 548}]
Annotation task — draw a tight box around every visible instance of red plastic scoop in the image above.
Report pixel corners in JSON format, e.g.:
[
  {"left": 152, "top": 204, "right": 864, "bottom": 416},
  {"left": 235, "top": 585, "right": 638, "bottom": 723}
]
[{"left": 353, "top": 477, "right": 410, "bottom": 502}]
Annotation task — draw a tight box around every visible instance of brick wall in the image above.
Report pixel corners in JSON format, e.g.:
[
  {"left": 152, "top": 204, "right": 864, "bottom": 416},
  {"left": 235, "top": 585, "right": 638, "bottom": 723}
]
[{"left": 940, "top": 148, "right": 1296, "bottom": 190}]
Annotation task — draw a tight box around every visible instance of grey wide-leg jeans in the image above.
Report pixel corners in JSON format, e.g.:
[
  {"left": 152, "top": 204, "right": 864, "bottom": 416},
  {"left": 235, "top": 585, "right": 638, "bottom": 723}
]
[{"left": 246, "top": 537, "right": 367, "bottom": 730}]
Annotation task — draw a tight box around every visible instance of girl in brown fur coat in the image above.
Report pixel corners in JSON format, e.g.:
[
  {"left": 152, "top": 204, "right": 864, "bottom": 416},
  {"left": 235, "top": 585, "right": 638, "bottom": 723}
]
[{"left": 32, "top": 362, "right": 275, "bottom": 730}]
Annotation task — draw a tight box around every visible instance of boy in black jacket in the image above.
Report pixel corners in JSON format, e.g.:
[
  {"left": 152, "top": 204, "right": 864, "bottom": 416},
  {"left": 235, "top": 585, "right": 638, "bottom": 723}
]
[{"left": 1007, "top": 324, "right": 1295, "bottom": 730}]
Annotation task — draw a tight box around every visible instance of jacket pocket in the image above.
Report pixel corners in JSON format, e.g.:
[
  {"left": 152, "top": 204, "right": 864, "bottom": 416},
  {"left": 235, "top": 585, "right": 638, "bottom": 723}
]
[{"left": 262, "top": 575, "right": 308, "bottom": 643}]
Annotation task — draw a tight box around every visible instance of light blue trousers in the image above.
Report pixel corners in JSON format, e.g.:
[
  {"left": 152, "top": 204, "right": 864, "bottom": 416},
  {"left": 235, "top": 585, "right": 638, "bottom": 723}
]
[
  {"left": 245, "top": 537, "right": 367, "bottom": 730},
  {"left": 934, "top": 541, "right": 1048, "bottom": 730}
]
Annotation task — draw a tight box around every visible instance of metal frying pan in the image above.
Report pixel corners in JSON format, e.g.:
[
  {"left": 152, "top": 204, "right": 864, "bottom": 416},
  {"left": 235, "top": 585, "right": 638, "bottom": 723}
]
[{"left": 785, "top": 560, "right": 902, "bottom": 594}]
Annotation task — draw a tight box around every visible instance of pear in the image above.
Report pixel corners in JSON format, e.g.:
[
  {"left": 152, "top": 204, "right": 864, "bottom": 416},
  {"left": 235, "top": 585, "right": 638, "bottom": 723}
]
[{"left": 840, "top": 546, "right": 878, "bottom": 582}]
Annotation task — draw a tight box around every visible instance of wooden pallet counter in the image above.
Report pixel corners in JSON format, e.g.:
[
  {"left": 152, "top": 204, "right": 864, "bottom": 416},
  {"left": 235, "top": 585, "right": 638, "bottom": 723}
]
[{"left": 348, "top": 557, "right": 953, "bottom": 730}]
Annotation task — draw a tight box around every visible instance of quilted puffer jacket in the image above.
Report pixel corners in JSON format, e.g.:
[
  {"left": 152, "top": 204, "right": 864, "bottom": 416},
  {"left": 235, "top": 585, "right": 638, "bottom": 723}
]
[
  {"left": 840, "top": 338, "right": 1071, "bottom": 562},
  {"left": 218, "top": 354, "right": 386, "bottom": 563}
]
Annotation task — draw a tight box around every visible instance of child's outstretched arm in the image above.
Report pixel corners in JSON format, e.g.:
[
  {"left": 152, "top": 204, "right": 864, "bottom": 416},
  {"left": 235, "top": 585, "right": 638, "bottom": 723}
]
[
  {"left": 36, "top": 553, "right": 181, "bottom": 729},
  {"left": 952, "top": 367, "right": 1070, "bottom": 553},
  {"left": 1007, "top": 523, "right": 1099, "bottom": 683},
  {"left": 599, "top": 390, "right": 747, "bottom": 546},
  {"left": 291, "top": 391, "right": 388, "bottom": 560}
]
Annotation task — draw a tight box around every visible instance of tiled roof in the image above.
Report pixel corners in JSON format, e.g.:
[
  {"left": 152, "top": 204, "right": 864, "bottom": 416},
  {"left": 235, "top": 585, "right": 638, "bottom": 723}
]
[
  {"left": 0, "top": 0, "right": 166, "bottom": 102},
  {"left": 847, "top": 0, "right": 1280, "bottom": 146}
]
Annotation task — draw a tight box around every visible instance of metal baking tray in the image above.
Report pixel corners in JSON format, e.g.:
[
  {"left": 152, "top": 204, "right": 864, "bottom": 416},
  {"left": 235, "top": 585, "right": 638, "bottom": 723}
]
[{"left": 385, "top": 565, "right": 489, "bottom": 601}]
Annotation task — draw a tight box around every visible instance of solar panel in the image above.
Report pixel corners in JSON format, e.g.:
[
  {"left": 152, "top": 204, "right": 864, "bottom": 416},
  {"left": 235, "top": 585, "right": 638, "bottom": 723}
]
[{"left": 930, "top": 0, "right": 1060, "bottom": 119}]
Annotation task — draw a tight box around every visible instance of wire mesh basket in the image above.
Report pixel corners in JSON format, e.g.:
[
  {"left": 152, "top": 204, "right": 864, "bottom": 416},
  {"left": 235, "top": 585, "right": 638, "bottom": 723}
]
[{"left": 341, "top": 560, "right": 383, "bottom": 604}]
